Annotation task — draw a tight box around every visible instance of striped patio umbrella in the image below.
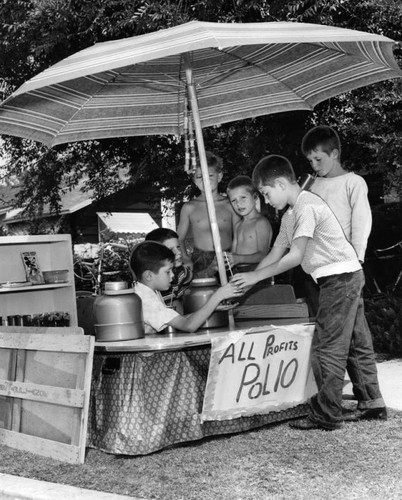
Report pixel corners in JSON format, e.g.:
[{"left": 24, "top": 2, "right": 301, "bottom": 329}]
[
  {"left": 0, "top": 21, "right": 400, "bottom": 147},
  {"left": 0, "top": 20, "right": 400, "bottom": 287}
]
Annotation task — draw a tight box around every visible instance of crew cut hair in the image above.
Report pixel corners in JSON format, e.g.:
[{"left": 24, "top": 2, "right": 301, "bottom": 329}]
[
  {"left": 301, "top": 125, "right": 342, "bottom": 159},
  {"left": 227, "top": 175, "right": 257, "bottom": 196},
  {"left": 130, "top": 241, "right": 174, "bottom": 279},
  {"left": 252, "top": 155, "right": 296, "bottom": 187}
]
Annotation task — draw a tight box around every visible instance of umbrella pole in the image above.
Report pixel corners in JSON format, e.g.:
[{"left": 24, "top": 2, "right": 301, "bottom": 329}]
[{"left": 184, "top": 57, "right": 236, "bottom": 329}]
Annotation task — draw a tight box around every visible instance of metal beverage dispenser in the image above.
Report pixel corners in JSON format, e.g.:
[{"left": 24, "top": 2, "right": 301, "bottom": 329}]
[{"left": 94, "top": 282, "right": 144, "bottom": 341}]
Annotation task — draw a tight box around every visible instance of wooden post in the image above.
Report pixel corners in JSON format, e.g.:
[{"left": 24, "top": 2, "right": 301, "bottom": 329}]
[{"left": 183, "top": 55, "right": 235, "bottom": 329}]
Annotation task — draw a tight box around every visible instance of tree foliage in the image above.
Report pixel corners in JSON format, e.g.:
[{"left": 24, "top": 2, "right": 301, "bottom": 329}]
[
  {"left": 0, "top": 0, "right": 401, "bottom": 221},
  {"left": 296, "top": 0, "right": 402, "bottom": 197}
]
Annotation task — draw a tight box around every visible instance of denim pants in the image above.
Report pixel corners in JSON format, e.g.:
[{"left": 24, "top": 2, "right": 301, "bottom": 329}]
[{"left": 309, "top": 270, "right": 384, "bottom": 429}]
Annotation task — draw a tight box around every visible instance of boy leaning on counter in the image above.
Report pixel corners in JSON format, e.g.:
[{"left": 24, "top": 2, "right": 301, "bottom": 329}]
[
  {"left": 300, "top": 125, "right": 383, "bottom": 424},
  {"left": 130, "top": 241, "right": 242, "bottom": 335},
  {"left": 231, "top": 154, "right": 386, "bottom": 431},
  {"left": 145, "top": 227, "right": 193, "bottom": 313}
]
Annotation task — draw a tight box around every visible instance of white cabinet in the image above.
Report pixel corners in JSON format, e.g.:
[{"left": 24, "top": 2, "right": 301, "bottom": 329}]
[{"left": 0, "top": 234, "right": 77, "bottom": 326}]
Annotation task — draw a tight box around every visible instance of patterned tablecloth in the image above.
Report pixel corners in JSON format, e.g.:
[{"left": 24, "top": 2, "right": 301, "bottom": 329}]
[{"left": 87, "top": 346, "right": 308, "bottom": 456}]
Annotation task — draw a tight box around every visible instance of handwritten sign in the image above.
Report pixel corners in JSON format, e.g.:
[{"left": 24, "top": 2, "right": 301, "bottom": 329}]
[{"left": 201, "top": 324, "right": 317, "bottom": 421}]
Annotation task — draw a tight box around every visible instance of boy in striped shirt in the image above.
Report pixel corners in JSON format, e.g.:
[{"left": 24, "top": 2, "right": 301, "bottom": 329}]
[{"left": 232, "top": 154, "right": 386, "bottom": 430}]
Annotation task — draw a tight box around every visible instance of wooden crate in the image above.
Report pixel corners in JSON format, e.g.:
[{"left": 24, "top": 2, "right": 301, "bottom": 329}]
[{"left": 0, "top": 327, "right": 94, "bottom": 464}]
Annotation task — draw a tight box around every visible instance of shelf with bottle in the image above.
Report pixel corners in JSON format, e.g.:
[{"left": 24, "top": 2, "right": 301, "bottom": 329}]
[
  {"left": 0, "top": 234, "right": 78, "bottom": 326},
  {"left": 1, "top": 311, "right": 70, "bottom": 327},
  {"left": 0, "top": 282, "right": 73, "bottom": 293}
]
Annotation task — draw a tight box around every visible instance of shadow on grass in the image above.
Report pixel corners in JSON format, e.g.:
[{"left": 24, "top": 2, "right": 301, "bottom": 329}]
[{"left": 1, "top": 406, "right": 402, "bottom": 500}]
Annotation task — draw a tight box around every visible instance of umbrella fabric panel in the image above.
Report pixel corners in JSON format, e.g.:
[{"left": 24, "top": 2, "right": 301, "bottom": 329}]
[
  {"left": 0, "top": 43, "right": 399, "bottom": 146},
  {"left": 0, "top": 23, "right": 400, "bottom": 147},
  {"left": 11, "top": 21, "right": 399, "bottom": 93},
  {"left": 0, "top": 68, "right": 187, "bottom": 144}
]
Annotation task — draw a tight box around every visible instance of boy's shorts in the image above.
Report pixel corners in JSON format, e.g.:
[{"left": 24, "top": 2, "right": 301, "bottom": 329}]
[{"left": 191, "top": 248, "right": 217, "bottom": 278}]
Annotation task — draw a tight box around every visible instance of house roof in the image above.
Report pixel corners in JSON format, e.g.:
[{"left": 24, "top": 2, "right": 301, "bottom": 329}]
[
  {"left": 97, "top": 212, "right": 158, "bottom": 235},
  {"left": 0, "top": 179, "right": 94, "bottom": 223}
]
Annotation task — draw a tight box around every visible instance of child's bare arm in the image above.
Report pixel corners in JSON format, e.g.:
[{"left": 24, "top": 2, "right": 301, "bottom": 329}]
[
  {"left": 232, "top": 237, "right": 306, "bottom": 289},
  {"left": 177, "top": 203, "right": 193, "bottom": 267},
  {"left": 258, "top": 217, "right": 273, "bottom": 251},
  {"left": 231, "top": 221, "right": 239, "bottom": 256},
  {"left": 168, "top": 282, "right": 243, "bottom": 333}
]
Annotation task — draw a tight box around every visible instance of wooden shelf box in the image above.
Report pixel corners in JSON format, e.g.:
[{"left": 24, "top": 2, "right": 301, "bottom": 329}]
[{"left": 0, "top": 235, "right": 77, "bottom": 326}]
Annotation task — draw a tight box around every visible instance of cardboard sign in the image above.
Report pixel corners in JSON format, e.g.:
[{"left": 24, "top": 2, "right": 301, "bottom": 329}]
[{"left": 201, "top": 324, "right": 317, "bottom": 421}]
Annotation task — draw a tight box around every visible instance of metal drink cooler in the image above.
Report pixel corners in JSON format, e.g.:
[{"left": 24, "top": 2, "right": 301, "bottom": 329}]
[
  {"left": 94, "top": 282, "right": 144, "bottom": 341},
  {"left": 183, "top": 277, "right": 228, "bottom": 329}
]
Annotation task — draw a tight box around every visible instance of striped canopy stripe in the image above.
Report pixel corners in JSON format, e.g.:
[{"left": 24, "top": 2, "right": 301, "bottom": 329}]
[{"left": 0, "top": 21, "right": 400, "bottom": 146}]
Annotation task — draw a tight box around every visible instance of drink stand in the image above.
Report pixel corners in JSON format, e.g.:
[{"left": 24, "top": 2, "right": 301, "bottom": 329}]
[
  {"left": 87, "top": 314, "right": 313, "bottom": 456},
  {"left": 0, "top": 235, "right": 313, "bottom": 460}
]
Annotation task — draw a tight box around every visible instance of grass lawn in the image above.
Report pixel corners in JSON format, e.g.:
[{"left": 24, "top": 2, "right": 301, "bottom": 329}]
[{"left": 1, "top": 406, "right": 401, "bottom": 499}]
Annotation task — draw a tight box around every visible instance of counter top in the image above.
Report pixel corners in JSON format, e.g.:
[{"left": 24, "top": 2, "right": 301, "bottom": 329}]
[{"left": 95, "top": 318, "right": 314, "bottom": 353}]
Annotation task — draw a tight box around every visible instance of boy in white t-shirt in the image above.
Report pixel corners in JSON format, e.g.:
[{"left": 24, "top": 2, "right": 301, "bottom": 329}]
[
  {"left": 232, "top": 154, "right": 386, "bottom": 431},
  {"left": 303, "top": 125, "right": 372, "bottom": 262},
  {"left": 130, "top": 241, "right": 242, "bottom": 335}
]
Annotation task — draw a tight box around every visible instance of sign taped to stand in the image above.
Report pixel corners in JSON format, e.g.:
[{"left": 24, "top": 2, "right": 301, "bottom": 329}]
[{"left": 201, "top": 323, "right": 317, "bottom": 421}]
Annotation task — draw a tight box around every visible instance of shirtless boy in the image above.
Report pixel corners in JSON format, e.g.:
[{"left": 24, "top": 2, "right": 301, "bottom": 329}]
[
  {"left": 177, "top": 151, "right": 239, "bottom": 278},
  {"left": 226, "top": 175, "right": 273, "bottom": 272}
]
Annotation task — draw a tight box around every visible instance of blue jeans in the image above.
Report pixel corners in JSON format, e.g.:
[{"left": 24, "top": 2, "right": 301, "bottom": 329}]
[{"left": 309, "top": 270, "right": 384, "bottom": 429}]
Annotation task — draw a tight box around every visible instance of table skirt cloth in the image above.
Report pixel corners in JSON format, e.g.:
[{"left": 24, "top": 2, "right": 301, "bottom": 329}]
[{"left": 87, "top": 347, "right": 308, "bottom": 455}]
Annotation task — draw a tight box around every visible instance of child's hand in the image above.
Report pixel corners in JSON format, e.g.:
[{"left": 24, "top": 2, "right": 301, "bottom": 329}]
[
  {"left": 217, "top": 281, "right": 244, "bottom": 301},
  {"left": 216, "top": 300, "right": 239, "bottom": 311},
  {"left": 231, "top": 271, "right": 258, "bottom": 290}
]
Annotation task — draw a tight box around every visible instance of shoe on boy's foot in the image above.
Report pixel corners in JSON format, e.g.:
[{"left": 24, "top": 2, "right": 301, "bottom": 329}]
[
  {"left": 356, "top": 407, "right": 388, "bottom": 421},
  {"left": 289, "top": 418, "right": 332, "bottom": 431},
  {"left": 342, "top": 407, "right": 359, "bottom": 422},
  {"left": 342, "top": 406, "right": 387, "bottom": 421}
]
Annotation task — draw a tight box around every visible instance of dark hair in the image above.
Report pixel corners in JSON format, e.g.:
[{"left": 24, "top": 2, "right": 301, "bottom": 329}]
[
  {"left": 227, "top": 175, "right": 257, "bottom": 196},
  {"left": 252, "top": 155, "right": 296, "bottom": 187},
  {"left": 301, "top": 125, "right": 341, "bottom": 159},
  {"left": 130, "top": 241, "right": 174, "bottom": 279},
  {"left": 192, "top": 151, "right": 223, "bottom": 177},
  {"left": 145, "top": 228, "right": 178, "bottom": 244},
  {"left": 206, "top": 151, "right": 223, "bottom": 172}
]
